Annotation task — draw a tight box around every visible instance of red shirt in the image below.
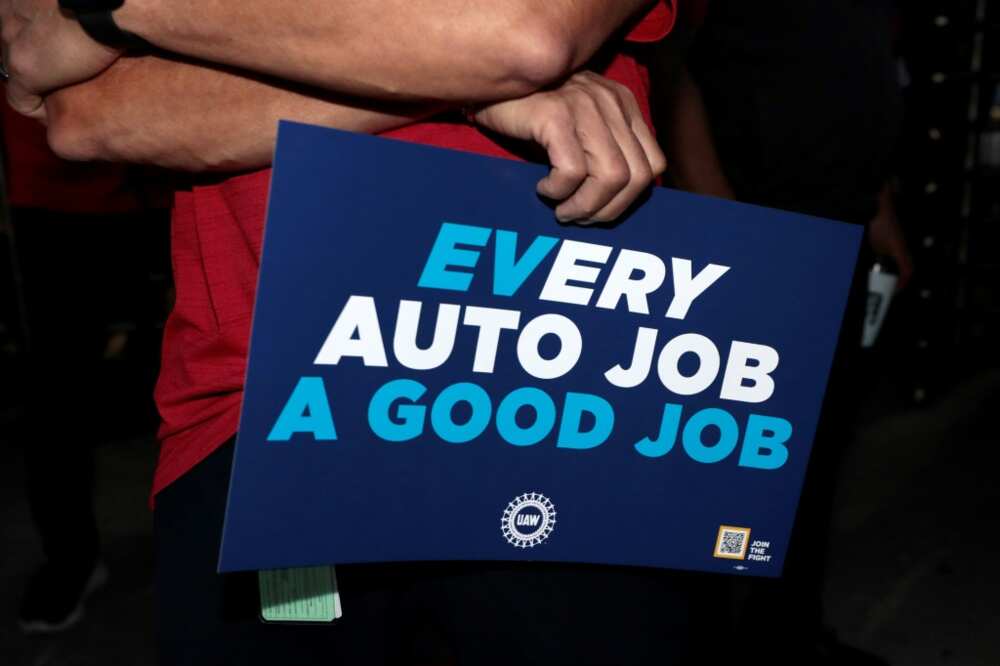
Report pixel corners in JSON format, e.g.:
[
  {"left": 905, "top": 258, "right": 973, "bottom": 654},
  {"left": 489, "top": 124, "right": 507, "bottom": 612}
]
[
  {"left": 1, "top": 101, "right": 142, "bottom": 213},
  {"left": 153, "top": 1, "right": 676, "bottom": 495}
]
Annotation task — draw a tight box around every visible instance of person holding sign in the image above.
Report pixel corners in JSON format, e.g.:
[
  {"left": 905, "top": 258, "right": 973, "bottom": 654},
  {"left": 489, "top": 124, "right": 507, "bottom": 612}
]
[{"left": 1, "top": 0, "right": 692, "bottom": 663}]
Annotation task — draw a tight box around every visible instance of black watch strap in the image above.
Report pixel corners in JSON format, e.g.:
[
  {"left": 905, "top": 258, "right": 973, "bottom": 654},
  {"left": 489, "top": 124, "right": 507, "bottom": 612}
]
[{"left": 76, "top": 10, "right": 148, "bottom": 50}]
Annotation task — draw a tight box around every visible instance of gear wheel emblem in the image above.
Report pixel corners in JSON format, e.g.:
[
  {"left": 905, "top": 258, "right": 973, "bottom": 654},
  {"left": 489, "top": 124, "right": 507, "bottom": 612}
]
[{"left": 501, "top": 492, "right": 556, "bottom": 548}]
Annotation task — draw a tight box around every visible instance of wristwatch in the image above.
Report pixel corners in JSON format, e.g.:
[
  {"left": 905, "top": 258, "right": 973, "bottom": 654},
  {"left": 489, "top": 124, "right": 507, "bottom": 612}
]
[{"left": 59, "top": 0, "right": 148, "bottom": 50}]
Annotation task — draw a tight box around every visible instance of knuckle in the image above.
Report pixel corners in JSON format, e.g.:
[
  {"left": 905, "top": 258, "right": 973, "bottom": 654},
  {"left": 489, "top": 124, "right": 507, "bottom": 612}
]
[
  {"left": 632, "top": 163, "right": 654, "bottom": 187},
  {"left": 613, "top": 80, "right": 638, "bottom": 103},
  {"left": 609, "top": 171, "right": 631, "bottom": 191},
  {"left": 538, "top": 105, "right": 575, "bottom": 140},
  {"left": 6, "top": 43, "right": 33, "bottom": 83},
  {"left": 592, "top": 83, "right": 623, "bottom": 112},
  {"left": 598, "top": 160, "right": 630, "bottom": 191},
  {"left": 6, "top": 87, "right": 33, "bottom": 116},
  {"left": 558, "top": 79, "right": 585, "bottom": 99},
  {"left": 567, "top": 86, "right": 600, "bottom": 112},
  {"left": 546, "top": 98, "right": 575, "bottom": 124},
  {"left": 561, "top": 159, "right": 587, "bottom": 184}
]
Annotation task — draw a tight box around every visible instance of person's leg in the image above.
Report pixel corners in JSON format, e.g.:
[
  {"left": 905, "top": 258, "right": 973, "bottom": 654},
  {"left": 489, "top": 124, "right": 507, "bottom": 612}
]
[
  {"left": 20, "top": 209, "right": 169, "bottom": 572},
  {"left": 155, "top": 439, "right": 401, "bottom": 666},
  {"left": 424, "top": 562, "right": 691, "bottom": 666},
  {"left": 16, "top": 209, "right": 106, "bottom": 631}
]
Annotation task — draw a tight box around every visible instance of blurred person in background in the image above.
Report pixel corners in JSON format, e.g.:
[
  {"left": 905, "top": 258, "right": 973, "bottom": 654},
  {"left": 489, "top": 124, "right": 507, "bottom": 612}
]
[
  {"left": 655, "top": 1, "right": 911, "bottom": 664},
  {"left": 1, "top": 101, "right": 161, "bottom": 633}
]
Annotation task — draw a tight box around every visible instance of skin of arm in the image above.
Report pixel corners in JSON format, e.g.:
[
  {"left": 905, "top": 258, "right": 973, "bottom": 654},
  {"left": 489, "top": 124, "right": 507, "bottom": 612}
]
[
  {"left": 7, "top": 0, "right": 666, "bottom": 220},
  {"left": 112, "top": 0, "right": 657, "bottom": 102},
  {"left": 44, "top": 57, "right": 665, "bottom": 222},
  {"left": 3, "top": 0, "right": 657, "bottom": 112},
  {"left": 660, "top": 65, "right": 735, "bottom": 199},
  {"left": 43, "top": 54, "right": 434, "bottom": 171}
]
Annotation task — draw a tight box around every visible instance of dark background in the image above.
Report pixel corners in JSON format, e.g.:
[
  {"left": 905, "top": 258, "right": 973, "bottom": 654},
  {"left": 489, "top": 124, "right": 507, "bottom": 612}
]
[{"left": 0, "top": 1, "right": 998, "bottom": 664}]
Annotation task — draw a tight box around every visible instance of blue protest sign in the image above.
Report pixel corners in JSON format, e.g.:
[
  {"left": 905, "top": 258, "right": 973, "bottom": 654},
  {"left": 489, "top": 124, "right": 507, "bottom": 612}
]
[{"left": 219, "top": 122, "right": 862, "bottom": 576}]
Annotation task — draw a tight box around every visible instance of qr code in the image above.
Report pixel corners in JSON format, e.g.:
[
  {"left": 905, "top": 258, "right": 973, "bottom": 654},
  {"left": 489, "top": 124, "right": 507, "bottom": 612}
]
[{"left": 713, "top": 525, "right": 751, "bottom": 560}]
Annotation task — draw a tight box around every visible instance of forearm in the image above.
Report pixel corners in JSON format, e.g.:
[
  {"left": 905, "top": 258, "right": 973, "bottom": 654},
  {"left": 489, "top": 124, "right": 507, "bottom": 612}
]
[
  {"left": 45, "top": 55, "right": 432, "bottom": 171},
  {"left": 114, "top": 0, "right": 654, "bottom": 102},
  {"left": 662, "top": 67, "right": 734, "bottom": 199}
]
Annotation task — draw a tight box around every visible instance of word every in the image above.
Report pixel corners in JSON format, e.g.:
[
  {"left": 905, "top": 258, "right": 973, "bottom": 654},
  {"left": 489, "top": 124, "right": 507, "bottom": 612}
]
[{"left": 418, "top": 222, "right": 731, "bottom": 320}]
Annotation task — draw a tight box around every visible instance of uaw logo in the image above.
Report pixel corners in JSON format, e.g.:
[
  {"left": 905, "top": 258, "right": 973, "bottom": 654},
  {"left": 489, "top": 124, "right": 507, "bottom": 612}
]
[{"left": 501, "top": 492, "right": 556, "bottom": 548}]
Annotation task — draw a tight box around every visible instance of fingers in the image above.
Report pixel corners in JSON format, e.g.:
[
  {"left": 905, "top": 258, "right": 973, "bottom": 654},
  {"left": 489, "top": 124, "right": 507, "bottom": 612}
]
[
  {"left": 615, "top": 78, "right": 667, "bottom": 179},
  {"left": 535, "top": 72, "right": 666, "bottom": 225},
  {"left": 584, "top": 78, "right": 656, "bottom": 222},
  {"left": 535, "top": 107, "right": 589, "bottom": 201},
  {"left": 4, "top": 28, "right": 43, "bottom": 118},
  {"left": 475, "top": 70, "right": 666, "bottom": 224},
  {"left": 1, "top": 9, "right": 38, "bottom": 117},
  {"left": 548, "top": 88, "right": 631, "bottom": 223}
]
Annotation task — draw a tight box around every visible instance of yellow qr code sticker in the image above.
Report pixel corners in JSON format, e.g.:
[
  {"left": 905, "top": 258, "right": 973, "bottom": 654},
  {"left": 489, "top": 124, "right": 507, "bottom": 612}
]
[{"left": 713, "top": 525, "right": 751, "bottom": 560}]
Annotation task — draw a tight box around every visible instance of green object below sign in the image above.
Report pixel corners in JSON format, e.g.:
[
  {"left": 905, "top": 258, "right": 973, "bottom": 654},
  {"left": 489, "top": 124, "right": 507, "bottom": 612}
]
[{"left": 259, "top": 566, "right": 342, "bottom": 623}]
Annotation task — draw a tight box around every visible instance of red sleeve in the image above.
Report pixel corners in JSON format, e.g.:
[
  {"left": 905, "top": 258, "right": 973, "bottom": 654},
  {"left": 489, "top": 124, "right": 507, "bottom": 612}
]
[{"left": 625, "top": 0, "right": 677, "bottom": 43}]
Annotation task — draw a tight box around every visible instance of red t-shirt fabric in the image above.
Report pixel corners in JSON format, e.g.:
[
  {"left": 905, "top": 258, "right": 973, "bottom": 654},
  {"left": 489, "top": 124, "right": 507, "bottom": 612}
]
[
  {"left": 1, "top": 101, "right": 142, "bottom": 214},
  {"left": 152, "top": 1, "right": 676, "bottom": 496}
]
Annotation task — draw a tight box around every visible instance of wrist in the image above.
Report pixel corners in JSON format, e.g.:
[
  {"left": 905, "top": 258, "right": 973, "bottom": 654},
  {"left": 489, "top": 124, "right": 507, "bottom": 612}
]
[{"left": 46, "top": 86, "right": 107, "bottom": 162}]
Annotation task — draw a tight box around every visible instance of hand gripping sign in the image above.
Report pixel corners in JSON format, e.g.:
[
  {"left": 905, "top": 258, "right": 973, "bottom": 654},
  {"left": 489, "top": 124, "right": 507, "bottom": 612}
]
[{"left": 220, "top": 123, "right": 862, "bottom": 577}]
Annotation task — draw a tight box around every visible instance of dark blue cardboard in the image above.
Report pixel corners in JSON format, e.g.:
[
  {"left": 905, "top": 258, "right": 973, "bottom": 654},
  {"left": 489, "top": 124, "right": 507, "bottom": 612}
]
[{"left": 219, "top": 122, "right": 862, "bottom": 576}]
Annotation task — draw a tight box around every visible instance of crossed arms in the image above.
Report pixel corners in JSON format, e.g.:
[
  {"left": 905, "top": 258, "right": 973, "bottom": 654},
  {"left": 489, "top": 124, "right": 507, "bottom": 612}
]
[{"left": 3, "top": 0, "right": 667, "bottom": 222}]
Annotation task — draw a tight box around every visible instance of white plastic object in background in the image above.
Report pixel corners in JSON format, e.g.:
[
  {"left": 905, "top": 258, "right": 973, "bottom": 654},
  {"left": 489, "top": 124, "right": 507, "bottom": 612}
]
[{"left": 862, "top": 264, "right": 899, "bottom": 348}]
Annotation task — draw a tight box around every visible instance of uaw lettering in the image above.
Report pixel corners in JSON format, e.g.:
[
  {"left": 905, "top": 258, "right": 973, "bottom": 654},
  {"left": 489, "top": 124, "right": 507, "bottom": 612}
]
[
  {"left": 267, "top": 222, "right": 792, "bottom": 471},
  {"left": 501, "top": 493, "right": 557, "bottom": 549}
]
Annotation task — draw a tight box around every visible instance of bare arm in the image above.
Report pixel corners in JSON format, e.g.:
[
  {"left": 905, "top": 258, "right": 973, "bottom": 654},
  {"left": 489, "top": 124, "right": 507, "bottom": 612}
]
[
  {"left": 44, "top": 57, "right": 666, "bottom": 222},
  {"left": 112, "top": 0, "right": 657, "bottom": 102},
  {"left": 5, "top": 0, "right": 656, "bottom": 137},
  {"left": 661, "top": 66, "right": 734, "bottom": 199},
  {"left": 44, "top": 55, "right": 433, "bottom": 171}
]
